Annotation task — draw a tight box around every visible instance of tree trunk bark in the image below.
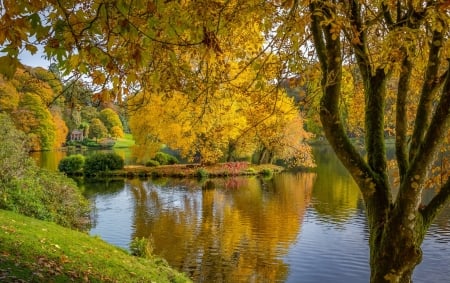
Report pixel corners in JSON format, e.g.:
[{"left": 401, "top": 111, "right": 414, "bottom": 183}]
[{"left": 368, "top": 209, "right": 426, "bottom": 283}]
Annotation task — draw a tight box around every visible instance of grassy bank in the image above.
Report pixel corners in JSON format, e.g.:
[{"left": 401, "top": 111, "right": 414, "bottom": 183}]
[
  {"left": 113, "top": 133, "right": 135, "bottom": 148},
  {"left": 80, "top": 162, "right": 285, "bottom": 178},
  {"left": 0, "top": 209, "right": 191, "bottom": 283}
]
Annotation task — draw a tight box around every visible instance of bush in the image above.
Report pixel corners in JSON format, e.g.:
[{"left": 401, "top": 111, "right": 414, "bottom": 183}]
[
  {"left": 58, "top": 154, "right": 85, "bottom": 174},
  {"left": 0, "top": 113, "right": 90, "bottom": 230},
  {"left": 130, "top": 237, "right": 154, "bottom": 259},
  {"left": 154, "top": 152, "right": 168, "bottom": 165},
  {"left": 196, "top": 168, "right": 209, "bottom": 179},
  {"left": 154, "top": 152, "right": 179, "bottom": 165},
  {"left": 167, "top": 155, "right": 179, "bottom": 165},
  {"left": 145, "top": 160, "right": 160, "bottom": 167},
  {"left": 84, "top": 153, "right": 124, "bottom": 175},
  {"left": 2, "top": 170, "right": 90, "bottom": 230},
  {"left": 261, "top": 168, "right": 273, "bottom": 178}
]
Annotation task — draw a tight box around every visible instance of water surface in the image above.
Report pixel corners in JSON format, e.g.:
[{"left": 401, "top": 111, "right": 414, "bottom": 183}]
[{"left": 33, "top": 147, "right": 450, "bottom": 282}]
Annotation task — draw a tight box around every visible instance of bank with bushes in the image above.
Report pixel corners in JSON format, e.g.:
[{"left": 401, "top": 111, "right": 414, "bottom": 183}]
[
  {"left": 0, "top": 114, "right": 190, "bottom": 282},
  {"left": 58, "top": 152, "right": 284, "bottom": 179}
]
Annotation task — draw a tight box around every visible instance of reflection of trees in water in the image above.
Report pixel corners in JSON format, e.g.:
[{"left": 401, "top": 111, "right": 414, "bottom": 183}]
[
  {"left": 82, "top": 178, "right": 125, "bottom": 197},
  {"left": 312, "top": 146, "right": 362, "bottom": 222},
  {"left": 127, "top": 173, "right": 316, "bottom": 282}
]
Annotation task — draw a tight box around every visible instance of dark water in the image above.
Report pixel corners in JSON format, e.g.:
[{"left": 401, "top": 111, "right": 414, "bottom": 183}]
[{"left": 33, "top": 147, "right": 450, "bottom": 282}]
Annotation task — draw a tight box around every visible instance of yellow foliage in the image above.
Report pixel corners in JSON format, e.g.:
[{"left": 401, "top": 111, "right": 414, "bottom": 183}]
[{"left": 52, "top": 111, "right": 69, "bottom": 148}]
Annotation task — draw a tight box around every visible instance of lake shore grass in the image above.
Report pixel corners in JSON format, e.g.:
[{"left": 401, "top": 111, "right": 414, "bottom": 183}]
[
  {"left": 113, "top": 133, "right": 135, "bottom": 148},
  {"left": 0, "top": 209, "right": 191, "bottom": 283},
  {"left": 84, "top": 162, "right": 285, "bottom": 178}
]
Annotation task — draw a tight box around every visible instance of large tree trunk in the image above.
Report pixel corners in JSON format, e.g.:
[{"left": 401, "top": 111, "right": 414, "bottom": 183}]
[
  {"left": 369, "top": 208, "right": 425, "bottom": 283},
  {"left": 309, "top": 2, "right": 450, "bottom": 282}
]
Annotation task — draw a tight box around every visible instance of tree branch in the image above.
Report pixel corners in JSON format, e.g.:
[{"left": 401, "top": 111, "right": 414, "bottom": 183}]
[
  {"left": 421, "top": 177, "right": 450, "bottom": 230},
  {"left": 310, "top": 1, "right": 376, "bottom": 202},
  {"left": 409, "top": 29, "right": 444, "bottom": 162},
  {"left": 395, "top": 52, "right": 412, "bottom": 181},
  {"left": 396, "top": 63, "right": 450, "bottom": 215},
  {"left": 309, "top": 2, "right": 327, "bottom": 74}
]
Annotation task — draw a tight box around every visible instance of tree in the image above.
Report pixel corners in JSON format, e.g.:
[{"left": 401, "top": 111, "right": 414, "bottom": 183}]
[
  {"left": 52, "top": 110, "right": 69, "bottom": 148},
  {"left": 12, "top": 92, "right": 56, "bottom": 151},
  {"left": 88, "top": 118, "right": 108, "bottom": 141},
  {"left": 306, "top": 1, "right": 450, "bottom": 282},
  {"left": 0, "top": 75, "right": 20, "bottom": 111},
  {"left": 99, "top": 108, "right": 124, "bottom": 136}
]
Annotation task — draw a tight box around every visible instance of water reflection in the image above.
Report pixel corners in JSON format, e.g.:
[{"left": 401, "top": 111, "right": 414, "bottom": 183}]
[
  {"left": 311, "top": 146, "right": 363, "bottom": 223},
  {"left": 31, "top": 146, "right": 449, "bottom": 281},
  {"left": 125, "top": 174, "right": 315, "bottom": 282}
]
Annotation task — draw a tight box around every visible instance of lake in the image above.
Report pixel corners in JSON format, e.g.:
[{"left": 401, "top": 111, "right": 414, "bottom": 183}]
[{"left": 32, "top": 146, "right": 450, "bottom": 282}]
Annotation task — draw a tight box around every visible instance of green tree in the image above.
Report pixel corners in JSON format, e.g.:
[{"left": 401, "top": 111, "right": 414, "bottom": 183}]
[
  {"left": 99, "top": 108, "right": 124, "bottom": 136},
  {"left": 0, "top": 113, "right": 34, "bottom": 188},
  {"left": 88, "top": 118, "right": 108, "bottom": 141}
]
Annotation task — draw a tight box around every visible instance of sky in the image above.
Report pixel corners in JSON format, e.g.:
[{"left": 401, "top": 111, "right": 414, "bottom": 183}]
[{"left": 18, "top": 47, "right": 51, "bottom": 68}]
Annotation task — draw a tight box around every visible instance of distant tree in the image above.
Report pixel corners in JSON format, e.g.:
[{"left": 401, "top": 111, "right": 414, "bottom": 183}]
[
  {"left": 52, "top": 110, "right": 69, "bottom": 148},
  {"left": 12, "top": 93, "right": 56, "bottom": 151},
  {"left": 88, "top": 118, "right": 108, "bottom": 141},
  {"left": 99, "top": 108, "right": 123, "bottom": 134},
  {"left": 110, "top": 125, "right": 124, "bottom": 139},
  {"left": 0, "top": 76, "right": 20, "bottom": 112},
  {"left": 80, "top": 106, "right": 99, "bottom": 123}
]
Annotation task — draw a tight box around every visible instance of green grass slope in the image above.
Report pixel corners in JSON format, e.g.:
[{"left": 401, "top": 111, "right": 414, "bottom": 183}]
[
  {"left": 113, "top": 133, "right": 135, "bottom": 148},
  {"left": 0, "top": 209, "right": 191, "bottom": 283}
]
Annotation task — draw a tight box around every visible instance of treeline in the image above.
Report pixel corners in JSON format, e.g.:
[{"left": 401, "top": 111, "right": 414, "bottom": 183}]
[{"left": 0, "top": 65, "right": 125, "bottom": 151}]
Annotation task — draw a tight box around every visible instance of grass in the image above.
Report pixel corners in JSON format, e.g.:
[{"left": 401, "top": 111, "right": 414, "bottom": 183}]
[
  {"left": 113, "top": 133, "right": 135, "bottom": 148},
  {"left": 0, "top": 209, "right": 191, "bottom": 283},
  {"left": 121, "top": 162, "right": 285, "bottom": 178}
]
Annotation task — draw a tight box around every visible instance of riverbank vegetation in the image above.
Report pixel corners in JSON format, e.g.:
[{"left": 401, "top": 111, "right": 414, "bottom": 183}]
[
  {"left": 0, "top": 114, "right": 190, "bottom": 282},
  {"left": 0, "top": 114, "right": 89, "bottom": 230},
  {"left": 0, "top": 209, "right": 191, "bottom": 283}
]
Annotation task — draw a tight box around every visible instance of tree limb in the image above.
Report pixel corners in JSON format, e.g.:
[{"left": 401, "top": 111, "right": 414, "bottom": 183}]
[
  {"left": 421, "top": 177, "right": 450, "bottom": 230},
  {"left": 310, "top": 1, "right": 377, "bottom": 202},
  {"left": 395, "top": 52, "right": 412, "bottom": 181},
  {"left": 396, "top": 63, "right": 450, "bottom": 214},
  {"left": 409, "top": 29, "right": 444, "bottom": 162}
]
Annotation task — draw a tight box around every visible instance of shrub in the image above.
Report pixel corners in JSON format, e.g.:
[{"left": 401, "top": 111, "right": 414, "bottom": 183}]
[
  {"left": 58, "top": 154, "right": 85, "bottom": 174},
  {"left": 84, "top": 152, "right": 124, "bottom": 175},
  {"left": 154, "top": 152, "right": 168, "bottom": 165},
  {"left": 261, "top": 168, "right": 273, "bottom": 178},
  {"left": 130, "top": 237, "right": 153, "bottom": 259},
  {"left": 196, "top": 168, "right": 209, "bottom": 179},
  {"left": 167, "top": 155, "right": 179, "bottom": 165},
  {"left": 0, "top": 114, "right": 90, "bottom": 230},
  {"left": 154, "top": 152, "right": 179, "bottom": 165},
  {"left": 145, "top": 160, "right": 160, "bottom": 167}
]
